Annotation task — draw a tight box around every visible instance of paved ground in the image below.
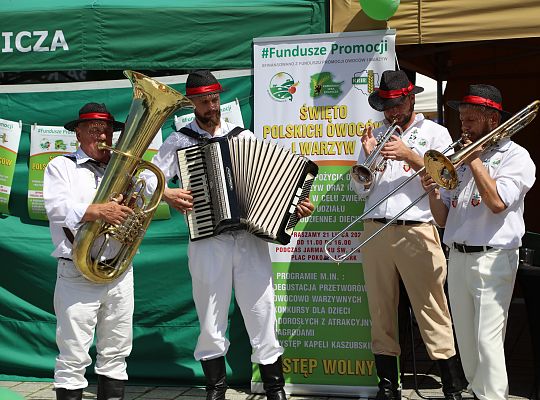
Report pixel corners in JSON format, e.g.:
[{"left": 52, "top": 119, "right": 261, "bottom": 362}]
[{"left": 0, "top": 377, "right": 531, "bottom": 400}]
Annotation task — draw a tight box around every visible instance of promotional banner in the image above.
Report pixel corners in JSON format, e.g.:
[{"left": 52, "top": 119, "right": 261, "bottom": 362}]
[
  {"left": 253, "top": 30, "right": 396, "bottom": 396},
  {"left": 0, "top": 118, "right": 22, "bottom": 214},
  {"left": 174, "top": 99, "right": 245, "bottom": 130},
  {"left": 28, "top": 125, "right": 168, "bottom": 220}
]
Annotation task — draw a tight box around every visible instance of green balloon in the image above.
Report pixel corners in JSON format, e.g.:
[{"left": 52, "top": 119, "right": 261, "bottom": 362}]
[
  {"left": 0, "top": 388, "right": 26, "bottom": 400},
  {"left": 360, "top": 0, "right": 400, "bottom": 21}
]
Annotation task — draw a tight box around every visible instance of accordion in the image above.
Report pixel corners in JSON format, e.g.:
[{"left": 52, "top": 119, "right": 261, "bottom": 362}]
[{"left": 177, "top": 136, "right": 318, "bottom": 244}]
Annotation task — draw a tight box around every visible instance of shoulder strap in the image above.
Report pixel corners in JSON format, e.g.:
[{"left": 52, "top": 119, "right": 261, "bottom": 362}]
[
  {"left": 226, "top": 126, "right": 245, "bottom": 138},
  {"left": 179, "top": 127, "right": 209, "bottom": 144},
  {"left": 180, "top": 126, "right": 245, "bottom": 143}
]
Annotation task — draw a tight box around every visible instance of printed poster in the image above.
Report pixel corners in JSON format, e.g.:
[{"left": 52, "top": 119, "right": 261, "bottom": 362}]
[
  {"left": 253, "top": 30, "right": 396, "bottom": 396},
  {"left": 0, "top": 118, "right": 22, "bottom": 214}
]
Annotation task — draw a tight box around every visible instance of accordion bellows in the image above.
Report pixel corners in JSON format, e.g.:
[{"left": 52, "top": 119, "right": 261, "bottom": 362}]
[{"left": 177, "top": 136, "right": 318, "bottom": 244}]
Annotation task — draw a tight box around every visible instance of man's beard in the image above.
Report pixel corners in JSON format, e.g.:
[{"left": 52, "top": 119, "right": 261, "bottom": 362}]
[{"left": 195, "top": 109, "right": 221, "bottom": 127}]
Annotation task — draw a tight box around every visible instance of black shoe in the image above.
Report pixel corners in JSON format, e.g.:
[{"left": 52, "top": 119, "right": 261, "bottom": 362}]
[
  {"left": 374, "top": 355, "right": 401, "bottom": 400},
  {"left": 374, "top": 380, "right": 401, "bottom": 399},
  {"left": 55, "top": 388, "right": 83, "bottom": 400},
  {"left": 259, "top": 356, "right": 287, "bottom": 400},
  {"left": 437, "top": 355, "right": 467, "bottom": 400},
  {"left": 97, "top": 375, "right": 125, "bottom": 400},
  {"left": 201, "top": 356, "right": 228, "bottom": 400}
]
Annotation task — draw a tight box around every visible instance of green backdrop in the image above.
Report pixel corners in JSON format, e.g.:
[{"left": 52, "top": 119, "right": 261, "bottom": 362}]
[
  {"left": 0, "top": 74, "right": 262, "bottom": 385},
  {"left": 0, "top": 0, "right": 328, "bottom": 384}
]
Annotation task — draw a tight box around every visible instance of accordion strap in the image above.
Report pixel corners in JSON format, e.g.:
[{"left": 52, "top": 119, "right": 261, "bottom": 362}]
[{"left": 179, "top": 126, "right": 245, "bottom": 144}]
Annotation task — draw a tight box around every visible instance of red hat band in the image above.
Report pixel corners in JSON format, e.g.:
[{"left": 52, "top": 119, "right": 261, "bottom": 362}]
[
  {"left": 377, "top": 83, "right": 415, "bottom": 99},
  {"left": 79, "top": 112, "right": 115, "bottom": 121},
  {"left": 461, "top": 95, "right": 502, "bottom": 111},
  {"left": 186, "top": 83, "right": 223, "bottom": 96}
]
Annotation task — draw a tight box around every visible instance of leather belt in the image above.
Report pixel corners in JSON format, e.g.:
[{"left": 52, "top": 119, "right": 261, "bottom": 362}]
[
  {"left": 453, "top": 243, "right": 492, "bottom": 253},
  {"left": 372, "top": 218, "right": 423, "bottom": 226}
]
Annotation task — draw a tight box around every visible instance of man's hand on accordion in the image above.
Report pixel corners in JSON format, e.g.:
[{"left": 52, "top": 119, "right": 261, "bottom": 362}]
[
  {"left": 163, "top": 187, "right": 194, "bottom": 214},
  {"left": 296, "top": 197, "right": 315, "bottom": 219}
]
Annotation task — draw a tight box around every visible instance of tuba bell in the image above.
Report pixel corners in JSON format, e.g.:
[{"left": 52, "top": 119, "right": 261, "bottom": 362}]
[{"left": 72, "top": 70, "right": 194, "bottom": 283}]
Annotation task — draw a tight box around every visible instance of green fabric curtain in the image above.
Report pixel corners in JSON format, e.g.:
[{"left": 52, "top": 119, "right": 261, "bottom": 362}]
[
  {"left": 0, "top": 74, "right": 259, "bottom": 384},
  {"left": 0, "top": 0, "right": 327, "bottom": 72}
]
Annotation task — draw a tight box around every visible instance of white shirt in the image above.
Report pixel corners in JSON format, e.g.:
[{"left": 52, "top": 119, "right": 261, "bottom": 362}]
[
  {"left": 440, "top": 138, "right": 535, "bottom": 249},
  {"left": 145, "top": 119, "right": 252, "bottom": 193},
  {"left": 43, "top": 148, "right": 120, "bottom": 259},
  {"left": 351, "top": 113, "right": 453, "bottom": 222}
]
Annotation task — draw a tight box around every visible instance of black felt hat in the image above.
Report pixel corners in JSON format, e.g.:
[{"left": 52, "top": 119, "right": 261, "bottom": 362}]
[
  {"left": 185, "top": 70, "right": 224, "bottom": 98},
  {"left": 447, "top": 84, "right": 512, "bottom": 119},
  {"left": 368, "top": 70, "right": 424, "bottom": 112},
  {"left": 64, "top": 102, "right": 124, "bottom": 132}
]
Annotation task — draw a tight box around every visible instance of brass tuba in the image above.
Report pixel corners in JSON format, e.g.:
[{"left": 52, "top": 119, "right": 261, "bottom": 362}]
[{"left": 72, "top": 70, "right": 194, "bottom": 283}]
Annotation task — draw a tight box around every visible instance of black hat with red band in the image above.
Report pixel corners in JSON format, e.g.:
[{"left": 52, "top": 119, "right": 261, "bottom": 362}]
[
  {"left": 185, "top": 70, "right": 224, "bottom": 98},
  {"left": 447, "top": 84, "right": 512, "bottom": 119},
  {"left": 368, "top": 70, "right": 424, "bottom": 112},
  {"left": 64, "top": 102, "right": 124, "bottom": 132}
]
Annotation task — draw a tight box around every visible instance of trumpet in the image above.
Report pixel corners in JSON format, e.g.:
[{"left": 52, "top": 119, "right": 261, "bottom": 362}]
[
  {"left": 351, "top": 122, "right": 402, "bottom": 186},
  {"left": 325, "top": 99, "right": 540, "bottom": 264}
]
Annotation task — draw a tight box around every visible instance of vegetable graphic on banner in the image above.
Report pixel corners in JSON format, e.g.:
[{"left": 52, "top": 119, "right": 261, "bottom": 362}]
[
  {"left": 253, "top": 30, "right": 396, "bottom": 397},
  {"left": 0, "top": 118, "right": 22, "bottom": 214},
  {"left": 28, "top": 125, "right": 169, "bottom": 220}
]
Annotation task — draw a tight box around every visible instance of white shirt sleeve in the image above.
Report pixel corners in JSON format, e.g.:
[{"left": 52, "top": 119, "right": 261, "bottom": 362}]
[
  {"left": 43, "top": 157, "right": 89, "bottom": 230},
  {"left": 495, "top": 145, "right": 536, "bottom": 208}
]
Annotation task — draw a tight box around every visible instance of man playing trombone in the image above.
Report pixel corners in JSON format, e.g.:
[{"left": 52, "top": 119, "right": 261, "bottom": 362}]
[
  {"left": 422, "top": 84, "right": 536, "bottom": 400},
  {"left": 351, "top": 70, "right": 465, "bottom": 400}
]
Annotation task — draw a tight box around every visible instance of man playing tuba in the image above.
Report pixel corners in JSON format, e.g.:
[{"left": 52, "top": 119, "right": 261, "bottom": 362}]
[{"left": 44, "top": 103, "right": 134, "bottom": 400}]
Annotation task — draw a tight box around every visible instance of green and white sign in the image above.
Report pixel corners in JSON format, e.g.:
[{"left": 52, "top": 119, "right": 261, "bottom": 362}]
[
  {"left": 0, "top": 118, "right": 22, "bottom": 214},
  {"left": 253, "top": 30, "right": 396, "bottom": 396}
]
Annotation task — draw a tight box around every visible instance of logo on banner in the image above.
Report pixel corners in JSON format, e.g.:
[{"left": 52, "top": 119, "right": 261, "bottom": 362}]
[
  {"left": 268, "top": 72, "right": 299, "bottom": 102},
  {"left": 352, "top": 70, "right": 377, "bottom": 95},
  {"left": 309, "top": 72, "right": 344, "bottom": 99},
  {"left": 0, "top": 133, "right": 7, "bottom": 144}
]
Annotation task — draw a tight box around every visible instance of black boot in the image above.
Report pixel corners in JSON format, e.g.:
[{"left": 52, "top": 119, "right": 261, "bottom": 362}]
[
  {"left": 374, "top": 355, "right": 401, "bottom": 400},
  {"left": 259, "top": 356, "right": 287, "bottom": 400},
  {"left": 97, "top": 375, "right": 125, "bottom": 400},
  {"left": 437, "top": 355, "right": 467, "bottom": 400},
  {"left": 201, "top": 356, "right": 228, "bottom": 400},
  {"left": 55, "top": 388, "right": 83, "bottom": 400}
]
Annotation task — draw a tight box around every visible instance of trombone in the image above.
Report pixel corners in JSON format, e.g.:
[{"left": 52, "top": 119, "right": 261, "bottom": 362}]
[
  {"left": 324, "top": 138, "right": 462, "bottom": 264},
  {"left": 325, "top": 99, "right": 540, "bottom": 264}
]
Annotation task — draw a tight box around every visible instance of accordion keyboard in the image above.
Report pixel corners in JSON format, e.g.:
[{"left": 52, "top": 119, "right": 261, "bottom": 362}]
[{"left": 177, "top": 146, "right": 215, "bottom": 238}]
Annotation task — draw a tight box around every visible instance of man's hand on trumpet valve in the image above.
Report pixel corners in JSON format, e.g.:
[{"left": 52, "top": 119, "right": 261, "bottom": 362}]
[
  {"left": 380, "top": 134, "right": 413, "bottom": 162},
  {"left": 361, "top": 125, "right": 377, "bottom": 156}
]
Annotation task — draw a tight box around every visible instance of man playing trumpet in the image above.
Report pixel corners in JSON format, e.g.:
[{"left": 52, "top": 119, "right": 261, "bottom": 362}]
[
  {"left": 351, "top": 70, "right": 465, "bottom": 399},
  {"left": 422, "top": 84, "right": 536, "bottom": 400}
]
